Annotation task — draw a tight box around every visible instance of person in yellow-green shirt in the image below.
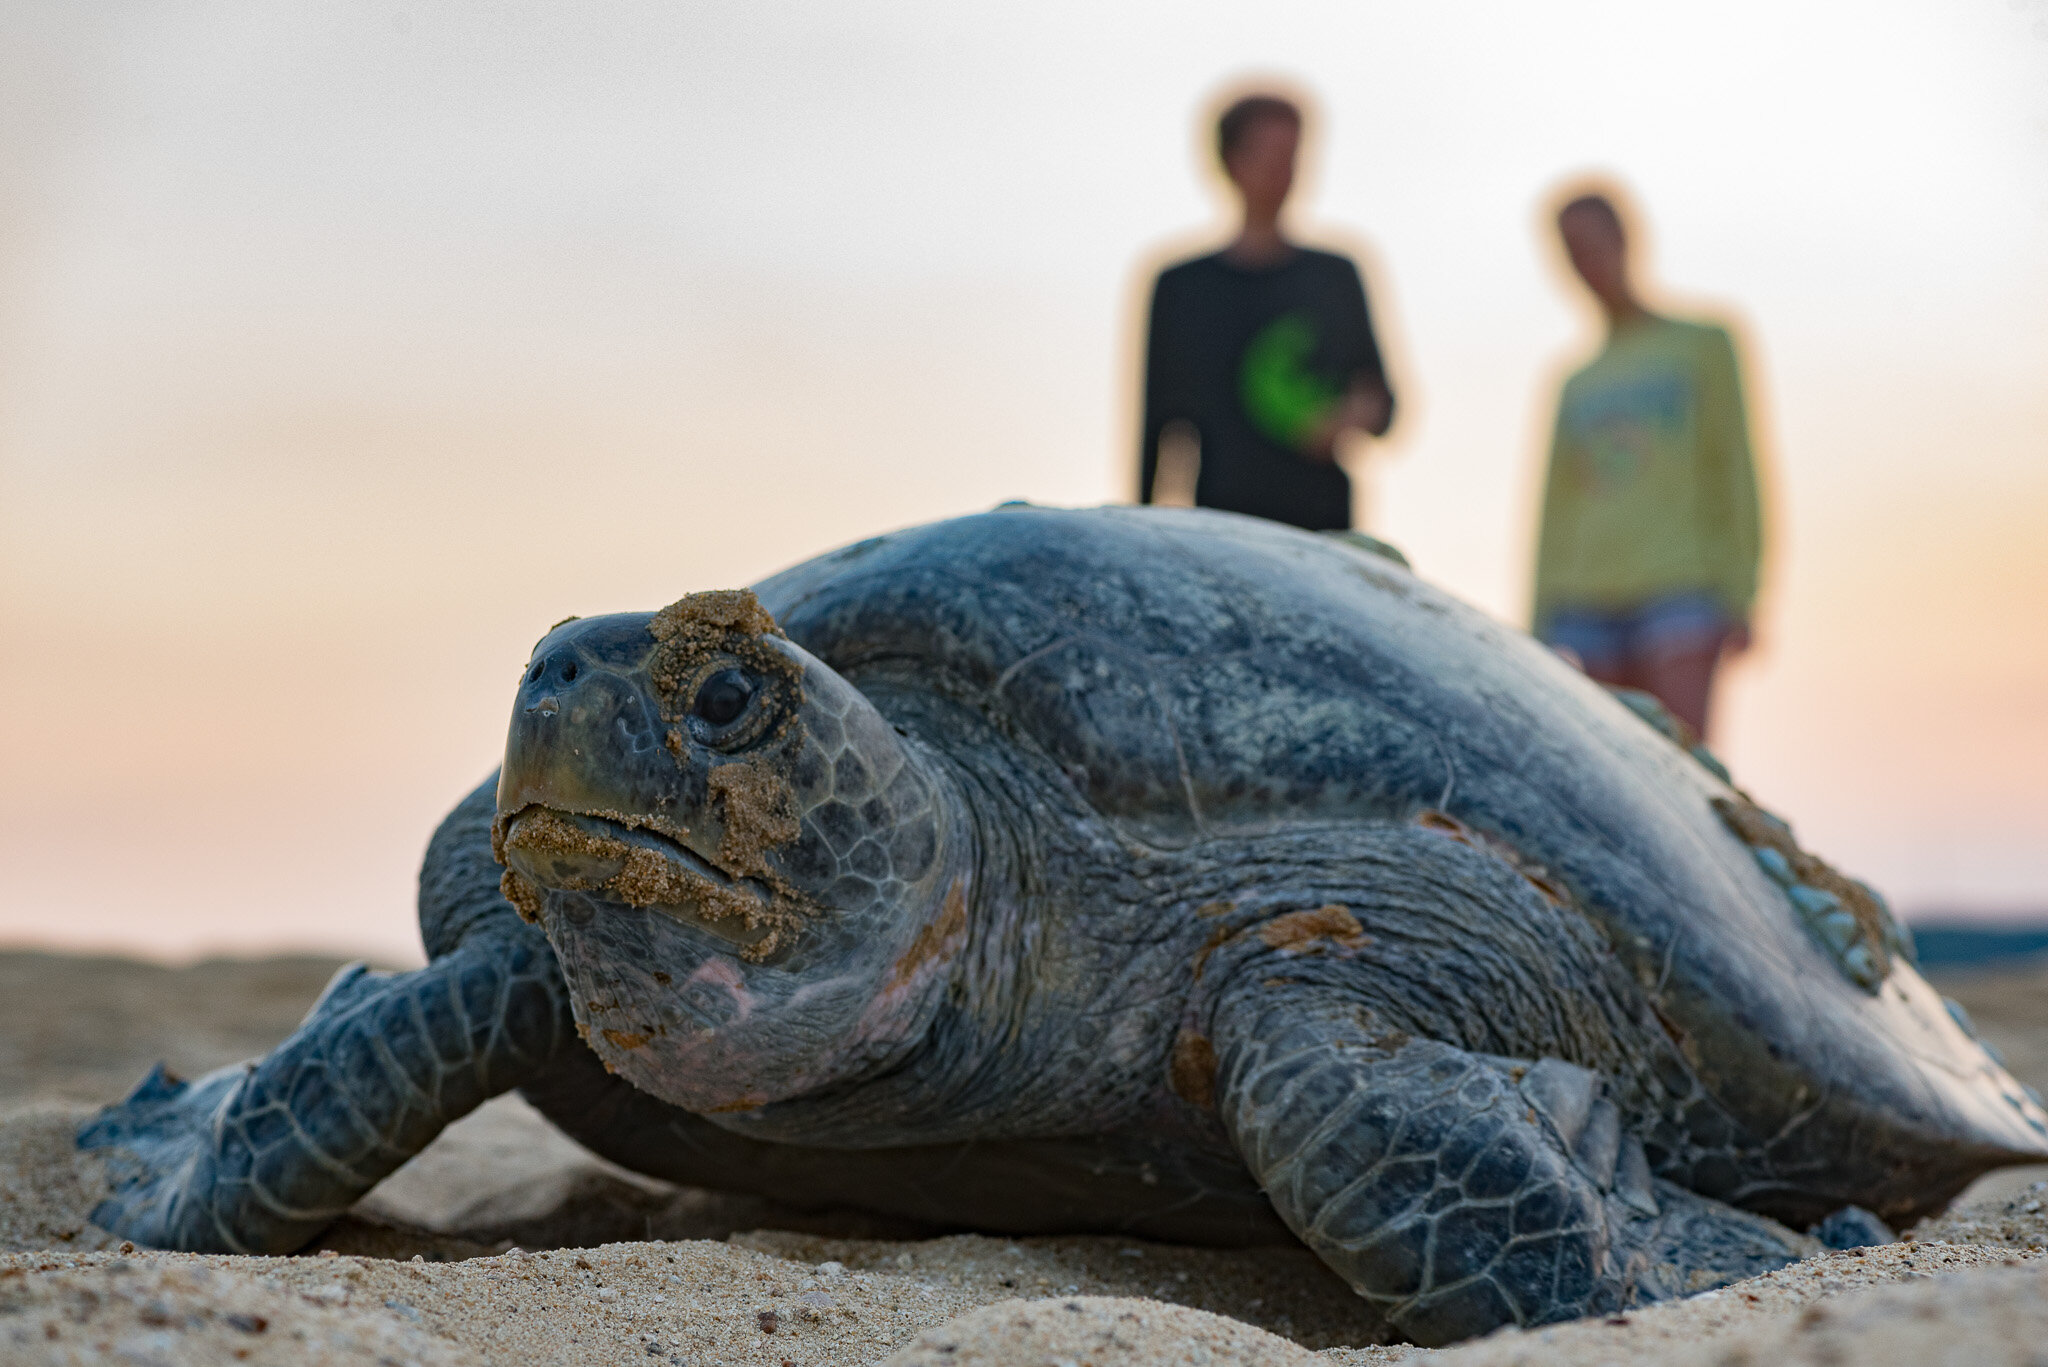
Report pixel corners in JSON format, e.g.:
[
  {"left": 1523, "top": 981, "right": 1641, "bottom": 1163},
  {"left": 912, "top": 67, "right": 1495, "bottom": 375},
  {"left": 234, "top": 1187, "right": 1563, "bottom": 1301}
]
[{"left": 1532, "top": 191, "right": 1763, "bottom": 740}]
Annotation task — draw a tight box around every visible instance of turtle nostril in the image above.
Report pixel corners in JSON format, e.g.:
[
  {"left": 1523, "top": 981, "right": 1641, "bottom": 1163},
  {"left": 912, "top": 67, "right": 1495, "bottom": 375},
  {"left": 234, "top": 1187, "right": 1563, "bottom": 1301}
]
[
  {"left": 562, "top": 661, "right": 579, "bottom": 683},
  {"left": 526, "top": 662, "right": 544, "bottom": 684}
]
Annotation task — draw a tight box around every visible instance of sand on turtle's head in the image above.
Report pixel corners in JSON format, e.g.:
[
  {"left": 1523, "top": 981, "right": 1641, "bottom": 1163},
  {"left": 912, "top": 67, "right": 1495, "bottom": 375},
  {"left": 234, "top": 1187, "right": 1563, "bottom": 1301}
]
[
  {"left": 498, "top": 807, "right": 800, "bottom": 960},
  {"left": 705, "top": 760, "right": 800, "bottom": 881},
  {"left": 642, "top": 590, "right": 815, "bottom": 918},
  {"left": 648, "top": 588, "right": 781, "bottom": 648},
  {"left": 645, "top": 589, "right": 802, "bottom": 721}
]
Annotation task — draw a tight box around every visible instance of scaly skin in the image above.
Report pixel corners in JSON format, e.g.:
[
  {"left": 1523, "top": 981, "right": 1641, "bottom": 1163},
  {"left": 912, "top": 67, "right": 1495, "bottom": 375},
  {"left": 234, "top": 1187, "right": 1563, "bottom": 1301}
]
[{"left": 81, "top": 505, "right": 2048, "bottom": 1348}]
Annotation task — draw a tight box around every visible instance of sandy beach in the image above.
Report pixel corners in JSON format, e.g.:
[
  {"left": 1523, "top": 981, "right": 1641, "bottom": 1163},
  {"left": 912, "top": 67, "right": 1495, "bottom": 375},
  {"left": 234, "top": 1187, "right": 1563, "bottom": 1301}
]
[{"left": 4, "top": 949, "right": 2045, "bottom": 1365}]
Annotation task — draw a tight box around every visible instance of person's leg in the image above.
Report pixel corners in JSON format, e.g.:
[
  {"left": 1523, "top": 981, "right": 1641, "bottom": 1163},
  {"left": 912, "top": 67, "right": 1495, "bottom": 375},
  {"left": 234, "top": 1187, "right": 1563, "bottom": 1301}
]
[
  {"left": 1634, "top": 594, "right": 1737, "bottom": 740},
  {"left": 1582, "top": 653, "right": 1647, "bottom": 696},
  {"left": 1640, "top": 644, "right": 1722, "bottom": 739},
  {"left": 1539, "top": 608, "right": 1635, "bottom": 690}
]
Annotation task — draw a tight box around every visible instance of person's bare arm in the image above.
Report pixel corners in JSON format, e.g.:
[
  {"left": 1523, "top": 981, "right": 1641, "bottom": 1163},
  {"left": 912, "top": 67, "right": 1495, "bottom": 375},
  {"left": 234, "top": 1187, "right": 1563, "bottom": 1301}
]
[{"left": 1701, "top": 327, "right": 1761, "bottom": 651}]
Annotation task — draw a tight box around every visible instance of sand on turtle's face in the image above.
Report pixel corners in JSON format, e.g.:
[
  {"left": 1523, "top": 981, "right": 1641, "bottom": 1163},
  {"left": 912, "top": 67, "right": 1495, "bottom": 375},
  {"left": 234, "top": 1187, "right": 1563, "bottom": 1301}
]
[{"left": 5, "top": 950, "right": 2048, "bottom": 1366}]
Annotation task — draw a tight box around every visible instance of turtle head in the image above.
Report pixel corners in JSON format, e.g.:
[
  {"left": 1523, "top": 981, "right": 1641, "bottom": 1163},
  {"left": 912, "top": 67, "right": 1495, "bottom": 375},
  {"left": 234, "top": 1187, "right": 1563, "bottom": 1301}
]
[{"left": 493, "top": 590, "right": 964, "bottom": 1116}]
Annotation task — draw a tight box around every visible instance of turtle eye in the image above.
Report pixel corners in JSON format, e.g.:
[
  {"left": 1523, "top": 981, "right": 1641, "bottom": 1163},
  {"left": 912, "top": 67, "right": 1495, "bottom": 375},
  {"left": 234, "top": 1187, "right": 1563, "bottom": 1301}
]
[{"left": 693, "top": 669, "right": 753, "bottom": 727}]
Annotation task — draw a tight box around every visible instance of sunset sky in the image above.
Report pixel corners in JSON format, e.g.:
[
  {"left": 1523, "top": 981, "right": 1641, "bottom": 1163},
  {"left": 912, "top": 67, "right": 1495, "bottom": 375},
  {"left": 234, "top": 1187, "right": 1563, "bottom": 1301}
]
[{"left": 2, "top": 1, "right": 2044, "bottom": 964}]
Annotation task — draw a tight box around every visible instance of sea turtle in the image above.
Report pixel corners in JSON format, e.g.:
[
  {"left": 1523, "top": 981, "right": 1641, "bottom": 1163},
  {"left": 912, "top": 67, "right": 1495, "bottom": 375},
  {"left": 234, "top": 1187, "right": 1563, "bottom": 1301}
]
[{"left": 81, "top": 506, "right": 2048, "bottom": 1345}]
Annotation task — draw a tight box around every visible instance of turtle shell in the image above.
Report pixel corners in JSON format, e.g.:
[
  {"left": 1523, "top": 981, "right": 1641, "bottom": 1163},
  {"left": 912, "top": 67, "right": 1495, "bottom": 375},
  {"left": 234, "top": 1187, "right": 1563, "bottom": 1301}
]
[
  {"left": 763, "top": 503, "right": 1618, "bottom": 849},
  {"left": 754, "top": 504, "right": 2047, "bottom": 1220}
]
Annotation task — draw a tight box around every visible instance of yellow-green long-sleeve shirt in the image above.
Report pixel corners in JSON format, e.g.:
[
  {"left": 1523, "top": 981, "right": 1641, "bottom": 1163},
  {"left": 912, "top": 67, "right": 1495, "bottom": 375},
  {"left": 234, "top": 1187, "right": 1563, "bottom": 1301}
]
[{"left": 1532, "top": 314, "right": 1763, "bottom": 629}]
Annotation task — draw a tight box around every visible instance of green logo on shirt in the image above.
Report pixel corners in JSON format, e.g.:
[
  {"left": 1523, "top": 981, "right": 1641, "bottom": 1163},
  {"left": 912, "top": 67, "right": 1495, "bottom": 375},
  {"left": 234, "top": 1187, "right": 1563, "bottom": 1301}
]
[{"left": 1240, "top": 311, "right": 1339, "bottom": 449}]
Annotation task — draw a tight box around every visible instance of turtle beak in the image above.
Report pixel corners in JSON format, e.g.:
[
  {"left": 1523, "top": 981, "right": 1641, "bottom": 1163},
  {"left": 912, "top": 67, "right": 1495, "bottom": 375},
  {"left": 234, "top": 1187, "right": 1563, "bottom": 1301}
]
[{"left": 497, "top": 613, "right": 688, "bottom": 848}]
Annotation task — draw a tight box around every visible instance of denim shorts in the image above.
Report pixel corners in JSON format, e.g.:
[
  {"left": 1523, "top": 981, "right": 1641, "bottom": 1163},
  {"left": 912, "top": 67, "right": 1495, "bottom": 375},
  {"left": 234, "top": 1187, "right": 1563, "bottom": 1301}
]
[{"left": 1540, "top": 592, "right": 1733, "bottom": 675}]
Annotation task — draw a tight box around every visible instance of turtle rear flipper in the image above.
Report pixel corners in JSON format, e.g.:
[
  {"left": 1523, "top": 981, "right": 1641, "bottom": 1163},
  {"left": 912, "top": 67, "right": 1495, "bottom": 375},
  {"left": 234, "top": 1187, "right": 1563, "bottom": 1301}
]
[
  {"left": 1212, "top": 983, "right": 1808, "bottom": 1346},
  {"left": 80, "top": 926, "right": 568, "bottom": 1253}
]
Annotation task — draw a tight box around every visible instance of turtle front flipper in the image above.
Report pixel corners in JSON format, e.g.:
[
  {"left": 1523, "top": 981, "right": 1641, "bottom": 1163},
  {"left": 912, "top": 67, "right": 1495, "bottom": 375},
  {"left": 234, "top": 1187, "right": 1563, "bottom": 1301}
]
[
  {"left": 1211, "top": 982, "right": 1808, "bottom": 1346},
  {"left": 79, "top": 921, "right": 570, "bottom": 1253}
]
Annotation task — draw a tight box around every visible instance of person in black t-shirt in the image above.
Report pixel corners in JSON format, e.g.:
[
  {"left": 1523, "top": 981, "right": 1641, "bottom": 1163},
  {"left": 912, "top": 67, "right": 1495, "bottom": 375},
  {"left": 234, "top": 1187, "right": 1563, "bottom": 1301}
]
[{"left": 1138, "top": 94, "right": 1396, "bottom": 531}]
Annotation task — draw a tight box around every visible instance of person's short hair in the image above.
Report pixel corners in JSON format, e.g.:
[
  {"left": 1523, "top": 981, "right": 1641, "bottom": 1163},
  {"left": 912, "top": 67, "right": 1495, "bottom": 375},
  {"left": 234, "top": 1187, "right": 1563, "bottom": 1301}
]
[
  {"left": 1217, "top": 94, "right": 1302, "bottom": 163},
  {"left": 1557, "top": 192, "right": 1626, "bottom": 244}
]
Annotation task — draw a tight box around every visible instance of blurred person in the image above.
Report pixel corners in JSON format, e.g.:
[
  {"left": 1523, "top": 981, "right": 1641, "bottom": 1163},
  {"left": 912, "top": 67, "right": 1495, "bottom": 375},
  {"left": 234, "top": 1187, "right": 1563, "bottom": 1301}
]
[
  {"left": 1531, "top": 188, "right": 1763, "bottom": 740},
  {"left": 1138, "top": 92, "right": 1396, "bottom": 531}
]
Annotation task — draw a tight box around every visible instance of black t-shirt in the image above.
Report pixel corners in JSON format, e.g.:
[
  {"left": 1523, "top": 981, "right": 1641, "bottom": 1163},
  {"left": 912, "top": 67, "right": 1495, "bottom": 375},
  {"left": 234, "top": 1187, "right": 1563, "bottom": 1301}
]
[{"left": 1140, "top": 247, "right": 1393, "bottom": 531}]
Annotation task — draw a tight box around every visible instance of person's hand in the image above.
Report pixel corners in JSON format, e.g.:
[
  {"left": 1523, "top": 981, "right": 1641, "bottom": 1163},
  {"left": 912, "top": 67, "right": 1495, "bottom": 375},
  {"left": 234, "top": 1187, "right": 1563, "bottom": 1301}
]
[
  {"left": 1300, "top": 389, "right": 1387, "bottom": 463},
  {"left": 1299, "top": 410, "right": 1344, "bottom": 463}
]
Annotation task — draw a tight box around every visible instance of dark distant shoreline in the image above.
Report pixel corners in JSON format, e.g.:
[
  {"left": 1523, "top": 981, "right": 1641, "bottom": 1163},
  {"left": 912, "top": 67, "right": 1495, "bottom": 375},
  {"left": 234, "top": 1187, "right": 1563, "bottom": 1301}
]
[{"left": 1910, "top": 918, "right": 2048, "bottom": 971}]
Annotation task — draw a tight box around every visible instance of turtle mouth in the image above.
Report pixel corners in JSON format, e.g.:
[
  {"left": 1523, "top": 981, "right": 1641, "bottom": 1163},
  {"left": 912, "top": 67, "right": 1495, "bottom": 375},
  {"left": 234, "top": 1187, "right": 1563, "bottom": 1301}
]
[{"left": 498, "top": 805, "right": 779, "bottom": 953}]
